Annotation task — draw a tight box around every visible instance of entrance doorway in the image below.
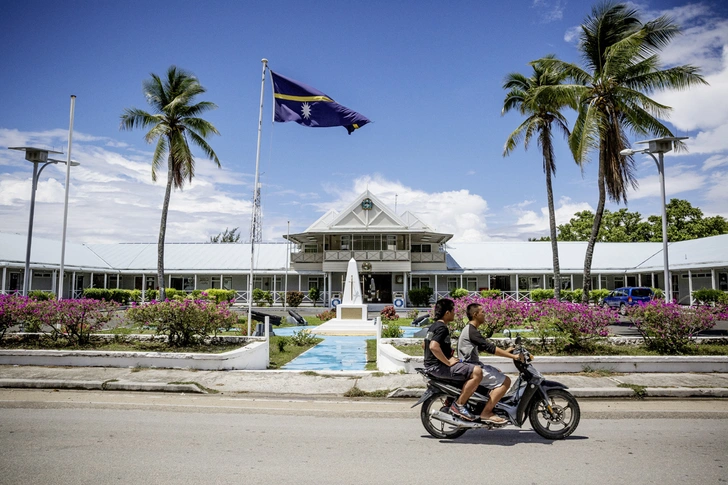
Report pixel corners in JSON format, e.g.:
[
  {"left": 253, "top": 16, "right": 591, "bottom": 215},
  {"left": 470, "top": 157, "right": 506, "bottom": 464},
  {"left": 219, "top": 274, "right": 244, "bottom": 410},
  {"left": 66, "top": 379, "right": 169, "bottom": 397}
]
[{"left": 360, "top": 273, "right": 392, "bottom": 303}]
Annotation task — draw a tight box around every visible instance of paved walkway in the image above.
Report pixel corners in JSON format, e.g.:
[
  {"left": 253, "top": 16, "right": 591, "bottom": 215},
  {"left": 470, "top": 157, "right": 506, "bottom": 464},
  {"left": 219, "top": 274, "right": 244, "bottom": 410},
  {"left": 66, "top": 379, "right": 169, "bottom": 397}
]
[{"left": 1, "top": 365, "right": 727, "bottom": 398}]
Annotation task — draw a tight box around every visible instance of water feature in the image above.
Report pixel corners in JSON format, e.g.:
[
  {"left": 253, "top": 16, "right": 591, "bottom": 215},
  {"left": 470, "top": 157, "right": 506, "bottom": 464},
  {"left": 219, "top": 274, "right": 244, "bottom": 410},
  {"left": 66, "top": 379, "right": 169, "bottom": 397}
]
[{"left": 274, "top": 325, "right": 420, "bottom": 371}]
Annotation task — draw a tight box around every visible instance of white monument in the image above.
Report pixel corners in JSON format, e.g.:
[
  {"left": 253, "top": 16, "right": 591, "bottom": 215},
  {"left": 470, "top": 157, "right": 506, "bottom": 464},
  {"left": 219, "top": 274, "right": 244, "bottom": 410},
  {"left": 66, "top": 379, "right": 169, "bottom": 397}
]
[{"left": 311, "top": 258, "right": 375, "bottom": 335}]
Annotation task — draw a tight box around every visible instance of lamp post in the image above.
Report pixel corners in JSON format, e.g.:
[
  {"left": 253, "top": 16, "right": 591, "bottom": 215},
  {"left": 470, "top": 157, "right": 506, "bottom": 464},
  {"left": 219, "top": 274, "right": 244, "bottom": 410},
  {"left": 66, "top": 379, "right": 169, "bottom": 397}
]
[
  {"left": 620, "top": 136, "right": 687, "bottom": 303},
  {"left": 8, "top": 147, "right": 80, "bottom": 296}
]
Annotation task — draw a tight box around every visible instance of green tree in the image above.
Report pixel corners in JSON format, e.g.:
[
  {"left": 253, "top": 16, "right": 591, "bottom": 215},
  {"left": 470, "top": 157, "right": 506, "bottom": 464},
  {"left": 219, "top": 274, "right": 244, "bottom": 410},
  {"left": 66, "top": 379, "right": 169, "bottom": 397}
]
[
  {"left": 647, "top": 199, "right": 728, "bottom": 241},
  {"left": 121, "top": 66, "right": 221, "bottom": 300},
  {"left": 210, "top": 227, "right": 241, "bottom": 243},
  {"left": 502, "top": 56, "right": 573, "bottom": 299},
  {"left": 535, "top": 2, "right": 707, "bottom": 302}
]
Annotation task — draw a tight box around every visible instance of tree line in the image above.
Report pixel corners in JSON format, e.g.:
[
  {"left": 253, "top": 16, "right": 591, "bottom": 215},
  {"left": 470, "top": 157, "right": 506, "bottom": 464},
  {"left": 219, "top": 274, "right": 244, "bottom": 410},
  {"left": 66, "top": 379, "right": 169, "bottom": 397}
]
[{"left": 531, "top": 199, "right": 728, "bottom": 243}]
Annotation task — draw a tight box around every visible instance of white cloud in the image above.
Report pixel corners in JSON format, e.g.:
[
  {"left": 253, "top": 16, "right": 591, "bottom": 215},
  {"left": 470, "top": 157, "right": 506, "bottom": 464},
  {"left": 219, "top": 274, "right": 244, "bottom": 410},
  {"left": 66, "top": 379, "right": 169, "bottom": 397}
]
[
  {"left": 532, "top": 0, "right": 565, "bottom": 23},
  {"left": 702, "top": 170, "right": 728, "bottom": 215},
  {"left": 628, "top": 162, "right": 707, "bottom": 200},
  {"left": 564, "top": 26, "right": 581, "bottom": 43},
  {"left": 1, "top": 128, "right": 255, "bottom": 244},
  {"left": 702, "top": 154, "right": 728, "bottom": 170},
  {"left": 512, "top": 196, "right": 593, "bottom": 236},
  {"left": 315, "top": 174, "right": 490, "bottom": 243}
]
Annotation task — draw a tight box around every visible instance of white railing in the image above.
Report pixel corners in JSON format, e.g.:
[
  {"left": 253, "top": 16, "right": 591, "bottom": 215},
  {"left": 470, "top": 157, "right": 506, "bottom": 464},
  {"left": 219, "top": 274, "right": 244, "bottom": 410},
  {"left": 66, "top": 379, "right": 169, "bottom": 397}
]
[
  {"left": 411, "top": 253, "right": 445, "bottom": 262},
  {"left": 324, "top": 250, "right": 410, "bottom": 261},
  {"left": 291, "top": 252, "right": 323, "bottom": 263}
]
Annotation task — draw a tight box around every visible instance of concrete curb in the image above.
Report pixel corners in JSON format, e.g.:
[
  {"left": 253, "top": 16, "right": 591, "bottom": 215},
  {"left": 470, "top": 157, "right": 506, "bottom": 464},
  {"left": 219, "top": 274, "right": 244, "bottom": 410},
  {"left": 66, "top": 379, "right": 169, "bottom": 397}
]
[
  {"left": 0, "top": 378, "right": 205, "bottom": 394},
  {"left": 386, "top": 386, "right": 728, "bottom": 399}
]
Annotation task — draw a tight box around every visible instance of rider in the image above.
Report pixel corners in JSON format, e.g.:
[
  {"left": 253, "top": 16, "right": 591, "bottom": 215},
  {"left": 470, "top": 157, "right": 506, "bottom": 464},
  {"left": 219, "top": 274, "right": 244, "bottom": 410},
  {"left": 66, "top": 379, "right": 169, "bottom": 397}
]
[
  {"left": 424, "top": 298, "right": 483, "bottom": 421},
  {"left": 458, "top": 302, "right": 521, "bottom": 425}
]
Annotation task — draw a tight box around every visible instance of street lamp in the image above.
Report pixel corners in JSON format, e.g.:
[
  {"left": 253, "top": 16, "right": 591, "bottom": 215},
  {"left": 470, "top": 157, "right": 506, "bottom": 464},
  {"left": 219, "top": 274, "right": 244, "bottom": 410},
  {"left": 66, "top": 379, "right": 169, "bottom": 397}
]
[
  {"left": 8, "top": 147, "right": 80, "bottom": 296},
  {"left": 620, "top": 136, "right": 688, "bottom": 302}
]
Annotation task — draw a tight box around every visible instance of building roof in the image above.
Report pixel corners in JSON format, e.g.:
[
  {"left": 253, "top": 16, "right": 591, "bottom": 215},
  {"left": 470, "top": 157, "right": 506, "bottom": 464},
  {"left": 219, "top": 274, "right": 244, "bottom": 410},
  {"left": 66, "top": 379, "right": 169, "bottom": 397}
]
[{"left": 2, "top": 231, "right": 727, "bottom": 275}]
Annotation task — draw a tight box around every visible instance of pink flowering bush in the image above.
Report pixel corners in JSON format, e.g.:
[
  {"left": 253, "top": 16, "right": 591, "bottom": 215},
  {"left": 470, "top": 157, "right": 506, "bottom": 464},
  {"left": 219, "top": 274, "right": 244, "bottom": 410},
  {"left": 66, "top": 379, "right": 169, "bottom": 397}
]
[
  {"left": 45, "top": 298, "right": 119, "bottom": 345},
  {"left": 527, "top": 300, "right": 616, "bottom": 350},
  {"left": 444, "top": 295, "right": 527, "bottom": 336},
  {"left": 627, "top": 300, "right": 716, "bottom": 354},
  {"left": 126, "top": 299, "right": 237, "bottom": 346},
  {"left": 0, "top": 294, "right": 33, "bottom": 338}
]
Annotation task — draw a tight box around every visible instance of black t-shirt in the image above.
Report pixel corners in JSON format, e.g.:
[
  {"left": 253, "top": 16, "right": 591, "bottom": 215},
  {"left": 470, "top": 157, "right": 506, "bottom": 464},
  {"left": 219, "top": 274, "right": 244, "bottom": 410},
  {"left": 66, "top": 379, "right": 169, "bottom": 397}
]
[{"left": 424, "top": 320, "right": 453, "bottom": 367}]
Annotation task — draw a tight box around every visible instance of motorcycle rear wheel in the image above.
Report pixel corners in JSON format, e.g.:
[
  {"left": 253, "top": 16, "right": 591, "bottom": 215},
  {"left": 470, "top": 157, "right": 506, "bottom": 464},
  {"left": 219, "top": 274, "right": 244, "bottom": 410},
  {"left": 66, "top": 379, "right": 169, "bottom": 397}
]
[
  {"left": 528, "top": 389, "right": 580, "bottom": 440},
  {"left": 420, "top": 392, "right": 467, "bottom": 439}
]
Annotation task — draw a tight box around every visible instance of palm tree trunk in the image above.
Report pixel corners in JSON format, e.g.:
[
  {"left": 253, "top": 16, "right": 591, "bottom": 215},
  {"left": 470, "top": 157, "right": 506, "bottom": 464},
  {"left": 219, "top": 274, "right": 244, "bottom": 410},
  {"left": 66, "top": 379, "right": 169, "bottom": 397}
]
[
  {"left": 583, "top": 155, "right": 606, "bottom": 303},
  {"left": 544, "top": 163, "right": 561, "bottom": 300},
  {"left": 157, "top": 157, "right": 174, "bottom": 301}
]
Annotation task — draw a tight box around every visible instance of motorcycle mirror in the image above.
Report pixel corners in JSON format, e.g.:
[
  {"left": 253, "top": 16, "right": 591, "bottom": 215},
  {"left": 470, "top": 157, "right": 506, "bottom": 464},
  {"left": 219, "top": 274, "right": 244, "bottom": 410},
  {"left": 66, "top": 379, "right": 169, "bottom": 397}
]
[
  {"left": 503, "top": 328, "right": 511, "bottom": 341},
  {"left": 515, "top": 335, "right": 522, "bottom": 345}
]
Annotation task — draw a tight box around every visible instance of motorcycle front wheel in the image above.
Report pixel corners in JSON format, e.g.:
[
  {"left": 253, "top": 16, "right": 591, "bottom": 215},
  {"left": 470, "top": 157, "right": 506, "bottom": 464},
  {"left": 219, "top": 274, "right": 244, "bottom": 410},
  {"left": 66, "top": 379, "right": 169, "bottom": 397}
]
[
  {"left": 528, "top": 389, "right": 580, "bottom": 440},
  {"left": 420, "top": 392, "right": 467, "bottom": 439}
]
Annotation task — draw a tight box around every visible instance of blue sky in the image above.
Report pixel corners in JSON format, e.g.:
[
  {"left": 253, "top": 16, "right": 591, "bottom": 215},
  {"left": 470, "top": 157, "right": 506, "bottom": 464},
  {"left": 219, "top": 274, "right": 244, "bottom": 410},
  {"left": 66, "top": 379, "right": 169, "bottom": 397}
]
[{"left": 1, "top": 0, "right": 727, "bottom": 244}]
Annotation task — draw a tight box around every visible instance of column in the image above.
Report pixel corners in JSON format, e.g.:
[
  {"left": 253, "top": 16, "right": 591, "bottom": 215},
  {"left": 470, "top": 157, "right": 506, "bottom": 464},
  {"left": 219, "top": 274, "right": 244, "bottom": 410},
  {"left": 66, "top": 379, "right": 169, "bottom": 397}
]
[
  {"left": 598, "top": 274, "right": 602, "bottom": 290},
  {"left": 486, "top": 274, "right": 490, "bottom": 290},
  {"left": 570, "top": 274, "right": 574, "bottom": 291},
  {"left": 1, "top": 267, "right": 5, "bottom": 294},
  {"left": 52, "top": 270, "right": 57, "bottom": 294},
  {"left": 543, "top": 274, "right": 547, "bottom": 290},
  {"left": 298, "top": 274, "right": 301, "bottom": 292},
  {"left": 273, "top": 274, "right": 277, "bottom": 305},
  {"left": 460, "top": 274, "right": 463, "bottom": 289},
  {"left": 688, "top": 270, "right": 693, "bottom": 306},
  {"left": 194, "top": 274, "right": 197, "bottom": 290},
  {"left": 142, "top": 273, "right": 146, "bottom": 303},
  {"left": 711, "top": 269, "right": 716, "bottom": 290},
  {"left": 28, "top": 269, "right": 33, "bottom": 292},
  {"left": 638, "top": 274, "right": 642, "bottom": 287},
  {"left": 71, "top": 271, "right": 76, "bottom": 297},
  {"left": 434, "top": 275, "right": 438, "bottom": 298},
  {"left": 104, "top": 273, "right": 107, "bottom": 289},
  {"left": 168, "top": 274, "right": 172, "bottom": 288},
  {"left": 515, "top": 273, "right": 519, "bottom": 300},
  {"left": 403, "top": 272, "right": 408, "bottom": 307},
  {"left": 116, "top": 275, "right": 120, "bottom": 289}
]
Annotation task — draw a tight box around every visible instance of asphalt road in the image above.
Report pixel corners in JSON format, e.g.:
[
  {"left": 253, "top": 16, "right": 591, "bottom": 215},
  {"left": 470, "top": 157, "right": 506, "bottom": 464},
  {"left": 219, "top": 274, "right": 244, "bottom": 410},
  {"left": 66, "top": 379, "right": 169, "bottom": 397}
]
[{"left": 1, "top": 390, "right": 727, "bottom": 485}]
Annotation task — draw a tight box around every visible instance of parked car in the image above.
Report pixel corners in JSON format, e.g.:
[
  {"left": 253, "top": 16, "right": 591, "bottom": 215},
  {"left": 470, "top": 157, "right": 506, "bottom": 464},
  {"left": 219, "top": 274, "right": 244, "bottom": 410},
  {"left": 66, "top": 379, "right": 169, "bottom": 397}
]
[{"left": 601, "top": 287, "right": 654, "bottom": 314}]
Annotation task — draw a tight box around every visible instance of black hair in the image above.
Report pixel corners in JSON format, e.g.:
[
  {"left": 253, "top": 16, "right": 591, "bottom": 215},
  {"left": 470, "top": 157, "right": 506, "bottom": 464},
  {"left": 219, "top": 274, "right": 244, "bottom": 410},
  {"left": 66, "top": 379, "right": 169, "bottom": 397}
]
[
  {"left": 433, "top": 298, "right": 454, "bottom": 320},
  {"left": 466, "top": 303, "right": 482, "bottom": 320}
]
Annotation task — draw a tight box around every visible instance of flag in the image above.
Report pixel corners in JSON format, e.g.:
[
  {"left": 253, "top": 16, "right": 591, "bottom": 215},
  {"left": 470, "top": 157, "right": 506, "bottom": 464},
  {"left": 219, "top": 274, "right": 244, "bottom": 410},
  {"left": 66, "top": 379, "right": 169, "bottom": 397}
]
[{"left": 270, "top": 70, "right": 370, "bottom": 135}]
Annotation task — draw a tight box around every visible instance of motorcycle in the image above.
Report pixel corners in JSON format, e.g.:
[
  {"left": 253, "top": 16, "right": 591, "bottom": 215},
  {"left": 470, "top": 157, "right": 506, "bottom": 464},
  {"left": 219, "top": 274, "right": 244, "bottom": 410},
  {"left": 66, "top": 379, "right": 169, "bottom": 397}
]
[{"left": 413, "top": 335, "right": 580, "bottom": 440}]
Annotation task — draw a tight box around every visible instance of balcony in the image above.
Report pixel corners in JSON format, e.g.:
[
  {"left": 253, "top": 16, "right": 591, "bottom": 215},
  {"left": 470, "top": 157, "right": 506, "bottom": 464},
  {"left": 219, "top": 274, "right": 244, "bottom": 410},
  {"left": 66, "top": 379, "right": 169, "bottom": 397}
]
[
  {"left": 411, "top": 252, "right": 446, "bottom": 262},
  {"left": 325, "top": 250, "right": 410, "bottom": 262},
  {"left": 290, "top": 252, "right": 324, "bottom": 263}
]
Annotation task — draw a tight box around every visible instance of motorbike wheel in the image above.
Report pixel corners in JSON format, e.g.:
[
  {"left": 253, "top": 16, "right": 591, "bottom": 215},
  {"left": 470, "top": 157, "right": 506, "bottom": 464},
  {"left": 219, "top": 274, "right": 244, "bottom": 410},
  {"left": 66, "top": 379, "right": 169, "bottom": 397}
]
[
  {"left": 420, "top": 392, "right": 467, "bottom": 439},
  {"left": 528, "top": 389, "right": 580, "bottom": 440}
]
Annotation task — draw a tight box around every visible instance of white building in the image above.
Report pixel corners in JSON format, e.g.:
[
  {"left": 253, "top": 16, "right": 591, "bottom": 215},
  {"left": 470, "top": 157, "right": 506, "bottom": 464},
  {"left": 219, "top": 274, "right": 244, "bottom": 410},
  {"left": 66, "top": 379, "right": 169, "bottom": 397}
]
[{"left": 1, "top": 190, "right": 727, "bottom": 306}]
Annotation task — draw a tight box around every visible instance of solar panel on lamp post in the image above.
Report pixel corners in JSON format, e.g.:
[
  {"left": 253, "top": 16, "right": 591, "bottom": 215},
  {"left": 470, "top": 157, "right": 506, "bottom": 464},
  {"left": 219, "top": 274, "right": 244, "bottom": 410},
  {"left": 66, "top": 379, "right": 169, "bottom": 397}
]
[
  {"left": 7, "top": 147, "right": 79, "bottom": 296},
  {"left": 620, "top": 136, "right": 688, "bottom": 303}
]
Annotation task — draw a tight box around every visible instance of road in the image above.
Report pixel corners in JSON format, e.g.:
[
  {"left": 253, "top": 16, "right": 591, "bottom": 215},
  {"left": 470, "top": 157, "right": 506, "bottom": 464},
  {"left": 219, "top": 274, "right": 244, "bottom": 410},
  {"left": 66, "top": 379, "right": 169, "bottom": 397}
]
[{"left": 1, "top": 390, "right": 727, "bottom": 484}]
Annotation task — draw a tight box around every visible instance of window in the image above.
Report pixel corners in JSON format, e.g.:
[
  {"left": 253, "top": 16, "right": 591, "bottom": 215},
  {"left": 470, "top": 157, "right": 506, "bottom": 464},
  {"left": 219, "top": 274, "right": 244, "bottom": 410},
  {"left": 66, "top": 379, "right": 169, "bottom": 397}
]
[
  {"left": 447, "top": 277, "right": 458, "bottom": 291},
  {"left": 341, "top": 235, "right": 350, "bottom": 250},
  {"left": 411, "top": 244, "right": 431, "bottom": 253},
  {"left": 411, "top": 277, "right": 430, "bottom": 289},
  {"left": 386, "top": 235, "right": 397, "bottom": 250},
  {"left": 303, "top": 244, "right": 318, "bottom": 253},
  {"left": 627, "top": 276, "right": 637, "bottom": 287},
  {"left": 720, "top": 272, "right": 727, "bottom": 292},
  {"left": 308, "top": 277, "right": 323, "bottom": 290},
  {"left": 109, "top": 275, "right": 121, "bottom": 288},
  {"left": 614, "top": 276, "right": 625, "bottom": 288},
  {"left": 518, "top": 277, "right": 528, "bottom": 291},
  {"left": 530, "top": 277, "right": 540, "bottom": 289},
  {"left": 466, "top": 277, "right": 477, "bottom": 292},
  {"left": 642, "top": 274, "right": 653, "bottom": 287}
]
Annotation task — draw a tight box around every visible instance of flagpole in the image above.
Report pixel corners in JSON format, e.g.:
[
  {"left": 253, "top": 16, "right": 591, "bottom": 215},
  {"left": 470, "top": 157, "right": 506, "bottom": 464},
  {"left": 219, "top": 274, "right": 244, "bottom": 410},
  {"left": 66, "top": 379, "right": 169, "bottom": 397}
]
[
  {"left": 57, "top": 95, "right": 76, "bottom": 300},
  {"left": 248, "top": 58, "right": 268, "bottom": 336},
  {"left": 284, "top": 220, "right": 289, "bottom": 312}
]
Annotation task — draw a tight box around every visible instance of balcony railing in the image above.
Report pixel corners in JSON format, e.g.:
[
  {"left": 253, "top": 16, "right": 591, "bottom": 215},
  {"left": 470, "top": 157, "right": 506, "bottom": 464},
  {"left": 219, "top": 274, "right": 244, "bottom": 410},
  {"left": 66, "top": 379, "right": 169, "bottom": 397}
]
[{"left": 411, "top": 252, "right": 446, "bottom": 262}]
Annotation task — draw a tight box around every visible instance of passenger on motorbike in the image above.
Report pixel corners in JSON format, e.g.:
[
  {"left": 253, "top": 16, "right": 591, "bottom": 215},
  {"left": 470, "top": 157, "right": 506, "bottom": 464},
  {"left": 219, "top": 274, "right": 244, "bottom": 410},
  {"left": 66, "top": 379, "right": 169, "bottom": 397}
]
[
  {"left": 458, "top": 303, "right": 521, "bottom": 425},
  {"left": 424, "top": 299, "right": 483, "bottom": 421}
]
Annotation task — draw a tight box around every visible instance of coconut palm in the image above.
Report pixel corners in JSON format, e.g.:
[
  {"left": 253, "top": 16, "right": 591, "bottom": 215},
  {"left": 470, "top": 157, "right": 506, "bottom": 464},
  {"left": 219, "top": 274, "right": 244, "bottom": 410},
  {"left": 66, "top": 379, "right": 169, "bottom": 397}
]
[
  {"left": 502, "top": 56, "right": 574, "bottom": 299},
  {"left": 121, "top": 66, "right": 220, "bottom": 300},
  {"left": 534, "top": 2, "right": 707, "bottom": 302}
]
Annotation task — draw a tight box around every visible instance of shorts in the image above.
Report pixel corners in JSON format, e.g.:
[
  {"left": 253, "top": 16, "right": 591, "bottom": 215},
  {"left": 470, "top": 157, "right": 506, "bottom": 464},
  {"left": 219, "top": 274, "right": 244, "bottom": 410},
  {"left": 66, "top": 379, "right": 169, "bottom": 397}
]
[
  {"left": 426, "top": 361, "right": 476, "bottom": 381},
  {"left": 478, "top": 364, "right": 507, "bottom": 389}
]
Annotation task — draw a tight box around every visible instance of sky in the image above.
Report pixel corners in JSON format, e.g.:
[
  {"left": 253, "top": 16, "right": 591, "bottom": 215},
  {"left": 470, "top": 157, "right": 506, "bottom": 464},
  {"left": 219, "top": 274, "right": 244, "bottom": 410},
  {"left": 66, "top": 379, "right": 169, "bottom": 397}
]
[{"left": 1, "top": 0, "right": 727, "bottom": 245}]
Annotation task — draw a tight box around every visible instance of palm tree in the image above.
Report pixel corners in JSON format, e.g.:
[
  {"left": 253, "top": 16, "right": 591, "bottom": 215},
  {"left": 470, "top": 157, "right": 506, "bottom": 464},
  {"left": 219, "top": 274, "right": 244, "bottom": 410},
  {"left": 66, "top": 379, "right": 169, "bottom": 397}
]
[
  {"left": 534, "top": 2, "right": 707, "bottom": 302},
  {"left": 502, "top": 56, "right": 573, "bottom": 300},
  {"left": 121, "top": 66, "right": 221, "bottom": 300}
]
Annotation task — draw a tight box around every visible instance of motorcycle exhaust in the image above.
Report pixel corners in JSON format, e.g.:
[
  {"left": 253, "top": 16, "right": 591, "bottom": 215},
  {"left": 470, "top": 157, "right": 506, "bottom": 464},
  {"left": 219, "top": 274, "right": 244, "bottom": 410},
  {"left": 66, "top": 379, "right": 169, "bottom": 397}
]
[{"left": 430, "top": 410, "right": 489, "bottom": 429}]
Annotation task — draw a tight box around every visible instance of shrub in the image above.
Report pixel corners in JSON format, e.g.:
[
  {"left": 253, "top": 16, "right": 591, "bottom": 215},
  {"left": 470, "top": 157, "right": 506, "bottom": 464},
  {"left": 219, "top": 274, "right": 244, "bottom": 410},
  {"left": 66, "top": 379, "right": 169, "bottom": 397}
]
[
  {"left": 316, "top": 309, "right": 336, "bottom": 322},
  {"left": 627, "top": 300, "right": 716, "bottom": 354},
  {"left": 479, "top": 289, "right": 501, "bottom": 299},
  {"left": 109, "top": 289, "right": 133, "bottom": 305},
  {"left": 252, "top": 288, "right": 273, "bottom": 307},
  {"left": 380, "top": 305, "right": 399, "bottom": 322},
  {"left": 408, "top": 287, "right": 433, "bottom": 307},
  {"left": 406, "top": 309, "right": 419, "bottom": 320},
  {"left": 28, "top": 290, "right": 56, "bottom": 301},
  {"left": 381, "top": 324, "right": 404, "bottom": 338},
  {"left": 308, "top": 287, "right": 321, "bottom": 306},
  {"left": 203, "top": 289, "right": 236, "bottom": 304},
  {"left": 164, "top": 288, "right": 184, "bottom": 301},
  {"left": 290, "top": 329, "right": 319, "bottom": 346},
  {"left": 449, "top": 288, "right": 469, "bottom": 298},
  {"left": 286, "top": 291, "right": 304, "bottom": 308},
  {"left": 47, "top": 298, "right": 119, "bottom": 345},
  {"left": 144, "top": 289, "right": 158, "bottom": 301},
  {"left": 529, "top": 289, "right": 554, "bottom": 302},
  {"left": 448, "top": 294, "right": 526, "bottom": 336},
  {"left": 589, "top": 289, "right": 610, "bottom": 303},
  {"left": 652, "top": 288, "right": 665, "bottom": 300},
  {"left": 527, "top": 300, "right": 615, "bottom": 350},
  {"left": 0, "top": 294, "right": 33, "bottom": 338},
  {"left": 276, "top": 336, "right": 289, "bottom": 352},
  {"left": 126, "top": 299, "right": 237, "bottom": 346},
  {"left": 83, "top": 288, "right": 112, "bottom": 301},
  {"left": 692, "top": 288, "right": 728, "bottom": 305},
  {"left": 129, "top": 289, "right": 142, "bottom": 303}
]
